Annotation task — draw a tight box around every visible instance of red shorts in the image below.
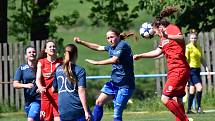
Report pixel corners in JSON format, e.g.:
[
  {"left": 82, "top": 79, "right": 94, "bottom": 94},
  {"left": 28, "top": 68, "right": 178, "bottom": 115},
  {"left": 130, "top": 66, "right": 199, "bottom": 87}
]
[
  {"left": 40, "top": 91, "right": 59, "bottom": 121},
  {"left": 163, "top": 68, "right": 189, "bottom": 97}
]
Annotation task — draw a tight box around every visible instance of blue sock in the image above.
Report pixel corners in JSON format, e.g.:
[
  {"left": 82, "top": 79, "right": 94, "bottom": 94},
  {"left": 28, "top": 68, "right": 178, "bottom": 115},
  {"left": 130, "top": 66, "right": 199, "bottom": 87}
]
[
  {"left": 93, "top": 105, "right": 103, "bottom": 121},
  {"left": 114, "top": 117, "right": 122, "bottom": 121}
]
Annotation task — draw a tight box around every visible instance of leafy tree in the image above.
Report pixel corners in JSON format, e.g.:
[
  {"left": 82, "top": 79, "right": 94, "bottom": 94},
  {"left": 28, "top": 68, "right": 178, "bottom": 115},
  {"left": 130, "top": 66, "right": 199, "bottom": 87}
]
[
  {"left": 136, "top": 0, "right": 215, "bottom": 32},
  {"left": 80, "top": 0, "right": 139, "bottom": 32},
  {"left": 0, "top": 0, "right": 7, "bottom": 43},
  {"left": 8, "top": 0, "right": 79, "bottom": 43}
]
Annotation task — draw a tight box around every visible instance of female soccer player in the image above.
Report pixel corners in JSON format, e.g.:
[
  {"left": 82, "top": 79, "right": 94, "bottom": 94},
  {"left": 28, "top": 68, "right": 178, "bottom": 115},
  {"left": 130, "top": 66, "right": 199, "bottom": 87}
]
[
  {"left": 36, "top": 40, "right": 62, "bottom": 121},
  {"left": 134, "top": 6, "right": 190, "bottom": 121},
  {"left": 52, "top": 44, "right": 92, "bottom": 121},
  {"left": 186, "top": 29, "right": 210, "bottom": 114},
  {"left": 13, "top": 46, "right": 40, "bottom": 121},
  {"left": 74, "top": 28, "right": 135, "bottom": 121}
]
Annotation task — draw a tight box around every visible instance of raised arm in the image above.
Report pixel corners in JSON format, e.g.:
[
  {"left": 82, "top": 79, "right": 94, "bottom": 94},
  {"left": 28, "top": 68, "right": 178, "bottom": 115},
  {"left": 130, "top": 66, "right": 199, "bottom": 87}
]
[
  {"left": 74, "top": 37, "right": 105, "bottom": 51},
  {"left": 133, "top": 47, "right": 163, "bottom": 61}
]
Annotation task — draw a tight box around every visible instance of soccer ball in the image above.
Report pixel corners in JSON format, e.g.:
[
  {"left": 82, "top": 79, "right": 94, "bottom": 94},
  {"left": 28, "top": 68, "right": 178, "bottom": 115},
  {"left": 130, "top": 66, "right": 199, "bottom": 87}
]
[{"left": 139, "top": 22, "right": 155, "bottom": 38}]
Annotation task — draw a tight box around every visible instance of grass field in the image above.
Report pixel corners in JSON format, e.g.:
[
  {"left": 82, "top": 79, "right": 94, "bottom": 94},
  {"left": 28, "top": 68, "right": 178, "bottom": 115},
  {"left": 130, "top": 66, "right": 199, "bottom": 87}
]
[{"left": 0, "top": 111, "right": 215, "bottom": 121}]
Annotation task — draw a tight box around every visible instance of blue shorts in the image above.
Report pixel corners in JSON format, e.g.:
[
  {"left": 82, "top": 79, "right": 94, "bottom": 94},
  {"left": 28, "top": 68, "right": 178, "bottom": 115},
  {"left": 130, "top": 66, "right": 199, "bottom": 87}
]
[
  {"left": 188, "top": 68, "right": 201, "bottom": 86},
  {"left": 101, "top": 81, "right": 134, "bottom": 118},
  {"left": 24, "top": 100, "right": 41, "bottom": 121}
]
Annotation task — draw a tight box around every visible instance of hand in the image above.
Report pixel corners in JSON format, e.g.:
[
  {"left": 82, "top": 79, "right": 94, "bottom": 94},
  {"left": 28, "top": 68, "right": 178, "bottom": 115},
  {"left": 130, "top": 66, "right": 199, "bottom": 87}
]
[
  {"left": 85, "top": 112, "right": 91, "bottom": 121},
  {"left": 207, "top": 72, "right": 211, "bottom": 80},
  {"left": 74, "top": 37, "right": 81, "bottom": 43},
  {"left": 85, "top": 59, "right": 98, "bottom": 65},
  {"left": 24, "top": 83, "right": 34, "bottom": 89},
  {"left": 162, "top": 32, "right": 168, "bottom": 39},
  {"left": 38, "top": 86, "right": 46, "bottom": 93},
  {"left": 133, "top": 54, "right": 142, "bottom": 61}
]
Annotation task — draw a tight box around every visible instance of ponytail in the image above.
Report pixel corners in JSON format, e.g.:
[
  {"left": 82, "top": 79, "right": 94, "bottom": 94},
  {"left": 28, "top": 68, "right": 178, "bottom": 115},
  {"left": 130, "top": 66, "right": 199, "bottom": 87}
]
[
  {"left": 152, "top": 6, "right": 178, "bottom": 28},
  {"left": 108, "top": 28, "right": 138, "bottom": 41},
  {"left": 62, "top": 44, "right": 78, "bottom": 84},
  {"left": 160, "top": 6, "right": 178, "bottom": 18}
]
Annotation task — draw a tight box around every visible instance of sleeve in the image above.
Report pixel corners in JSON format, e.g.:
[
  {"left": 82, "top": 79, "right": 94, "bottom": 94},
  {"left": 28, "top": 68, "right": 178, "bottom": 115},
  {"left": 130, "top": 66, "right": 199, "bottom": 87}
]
[
  {"left": 52, "top": 73, "right": 58, "bottom": 90},
  {"left": 166, "top": 24, "right": 182, "bottom": 36},
  {"left": 13, "top": 66, "right": 23, "bottom": 82},
  {"left": 112, "top": 42, "right": 125, "bottom": 57},
  {"left": 104, "top": 45, "right": 110, "bottom": 51},
  {"left": 77, "top": 68, "right": 86, "bottom": 88}
]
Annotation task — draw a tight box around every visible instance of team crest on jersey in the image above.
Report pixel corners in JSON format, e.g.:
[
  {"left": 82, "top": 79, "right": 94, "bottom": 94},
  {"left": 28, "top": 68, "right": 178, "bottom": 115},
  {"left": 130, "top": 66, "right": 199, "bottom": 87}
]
[
  {"left": 166, "top": 85, "right": 173, "bottom": 93},
  {"left": 21, "top": 65, "right": 30, "bottom": 70},
  {"left": 114, "top": 50, "right": 122, "bottom": 55}
]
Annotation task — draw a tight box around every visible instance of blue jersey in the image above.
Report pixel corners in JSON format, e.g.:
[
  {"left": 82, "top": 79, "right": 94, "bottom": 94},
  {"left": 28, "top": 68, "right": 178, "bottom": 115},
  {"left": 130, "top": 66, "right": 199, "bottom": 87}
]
[
  {"left": 53, "top": 64, "right": 87, "bottom": 121},
  {"left": 105, "top": 40, "right": 135, "bottom": 89},
  {"left": 13, "top": 64, "right": 40, "bottom": 103}
]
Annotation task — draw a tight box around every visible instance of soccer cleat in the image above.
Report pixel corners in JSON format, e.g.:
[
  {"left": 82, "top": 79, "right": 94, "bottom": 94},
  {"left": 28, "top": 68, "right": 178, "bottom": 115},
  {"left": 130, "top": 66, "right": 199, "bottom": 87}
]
[
  {"left": 187, "top": 110, "right": 196, "bottom": 114},
  {"left": 197, "top": 107, "right": 204, "bottom": 114}
]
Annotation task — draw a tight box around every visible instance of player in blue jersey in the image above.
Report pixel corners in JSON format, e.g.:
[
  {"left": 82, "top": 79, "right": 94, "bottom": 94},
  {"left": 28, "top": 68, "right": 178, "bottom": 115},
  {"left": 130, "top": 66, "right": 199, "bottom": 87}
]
[
  {"left": 52, "top": 44, "right": 92, "bottom": 121},
  {"left": 13, "top": 46, "right": 40, "bottom": 121},
  {"left": 74, "top": 28, "right": 135, "bottom": 121}
]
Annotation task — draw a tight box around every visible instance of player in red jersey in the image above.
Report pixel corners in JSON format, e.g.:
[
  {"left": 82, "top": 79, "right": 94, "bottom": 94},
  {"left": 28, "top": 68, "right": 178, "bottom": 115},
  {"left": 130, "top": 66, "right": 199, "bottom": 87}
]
[
  {"left": 134, "top": 6, "right": 190, "bottom": 121},
  {"left": 36, "top": 40, "right": 62, "bottom": 121}
]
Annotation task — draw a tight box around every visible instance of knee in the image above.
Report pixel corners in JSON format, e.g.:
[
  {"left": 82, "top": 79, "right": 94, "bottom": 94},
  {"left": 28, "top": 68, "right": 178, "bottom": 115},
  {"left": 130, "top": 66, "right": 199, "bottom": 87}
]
[
  {"left": 196, "top": 85, "right": 203, "bottom": 92},
  {"left": 161, "top": 96, "right": 168, "bottom": 104},
  {"left": 95, "top": 99, "right": 103, "bottom": 106}
]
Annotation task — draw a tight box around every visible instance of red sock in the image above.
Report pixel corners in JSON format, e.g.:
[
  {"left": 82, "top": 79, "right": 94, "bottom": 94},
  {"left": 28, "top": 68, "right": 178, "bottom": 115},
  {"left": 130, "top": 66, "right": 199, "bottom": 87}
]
[{"left": 165, "top": 99, "right": 188, "bottom": 121}]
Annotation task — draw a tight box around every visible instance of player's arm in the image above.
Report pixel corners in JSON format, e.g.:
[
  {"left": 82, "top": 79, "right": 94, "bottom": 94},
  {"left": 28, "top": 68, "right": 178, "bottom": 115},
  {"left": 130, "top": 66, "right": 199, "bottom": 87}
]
[
  {"left": 13, "top": 81, "right": 33, "bottom": 89},
  {"left": 85, "top": 56, "right": 118, "bottom": 65},
  {"left": 201, "top": 57, "right": 211, "bottom": 80},
  {"left": 134, "top": 47, "right": 163, "bottom": 60},
  {"left": 162, "top": 32, "right": 184, "bottom": 41},
  {"left": 74, "top": 37, "right": 105, "bottom": 51},
  {"left": 13, "top": 67, "right": 34, "bottom": 89},
  {"left": 36, "top": 62, "right": 46, "bottom": 93},
  {"left": 78, "top": 87, "right": 91, "bottom": 121}
]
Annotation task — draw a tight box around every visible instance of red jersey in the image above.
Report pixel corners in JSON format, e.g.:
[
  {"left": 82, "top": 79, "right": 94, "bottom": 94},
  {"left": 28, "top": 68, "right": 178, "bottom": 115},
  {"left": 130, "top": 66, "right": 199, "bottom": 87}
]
[
  {"left": 159, "top": 24, "right": 189, "bottom": 71},
  {"left": 39, "top": 58, "right": 63, "bottom": 89}
]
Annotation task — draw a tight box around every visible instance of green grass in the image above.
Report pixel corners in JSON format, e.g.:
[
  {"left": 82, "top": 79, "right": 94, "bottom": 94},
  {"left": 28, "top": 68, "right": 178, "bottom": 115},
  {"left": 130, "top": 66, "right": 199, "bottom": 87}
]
[{"left": 1, "top": 111, "right": 215, "bottom": 121}]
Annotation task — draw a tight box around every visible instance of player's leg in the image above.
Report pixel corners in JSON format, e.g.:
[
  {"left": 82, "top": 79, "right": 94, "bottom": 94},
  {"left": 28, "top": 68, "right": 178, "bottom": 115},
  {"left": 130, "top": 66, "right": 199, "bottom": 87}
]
[
  {"left": 161, "top": 95, "right": 188, "bottom": 121},
  {"left": 113, "top": 88, "right": 133, "bottom": 121},
  {"left": 40, "top": 100, "right": 53, "bottom": 121},
  {"left": 195, "top": 83, "right": 203, "bottom": 113},
  {"left": 93, "top": 93, "right": 113, "bottom": 121},
  {"left": 187, "top": 85, "right": 196, "bottom": 113},
  {"left": 27, "top": 101, "right": 41, "bottom": 121},
  {"left": 93, "top": 81, "right": 115, "bottom": 121}
]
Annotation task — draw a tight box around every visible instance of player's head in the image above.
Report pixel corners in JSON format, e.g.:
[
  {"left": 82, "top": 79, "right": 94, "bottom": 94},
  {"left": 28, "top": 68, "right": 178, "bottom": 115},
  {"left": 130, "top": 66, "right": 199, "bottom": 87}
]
[
  {"left": 38, "top": 39, "right": 56, "bottom": 60},
  {"left": 62, "top": 44, "right": 78, "bottom": 84},
  {"left": 25, "top": 46, "right": 36, "bottom": 61},
  {"left": 44, "top": 40, "right": 56, "bottom": 57},
  {"left": 189, "top": 29, "right": 198, "bottom": 43},
  {"left": 106, "top": 28, "right": 121, "bottom": 46},
  {"left": 107, "top": 28, "right": 136, "bottom": 46},
  {"left": 152, "top": 6, "right": 178, "bottom": 29},
  {"left": 64, "top": 44, "right": 78, "bottom": 64}
]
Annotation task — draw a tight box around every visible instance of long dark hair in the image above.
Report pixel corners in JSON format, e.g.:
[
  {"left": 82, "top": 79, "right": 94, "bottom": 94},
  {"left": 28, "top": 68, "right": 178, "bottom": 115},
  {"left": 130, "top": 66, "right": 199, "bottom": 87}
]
[
  {"left": 152, "top": 6, "right": 178, "bottom": 28},
  {"left": 108, "top": 28, "right": 138, "bottom": 41},
  {"left": 37, "top": 39, "right": 56, "bottom": 61},
  {"left": 62, "top": 44, "right": 78, "bottom": 84}
]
